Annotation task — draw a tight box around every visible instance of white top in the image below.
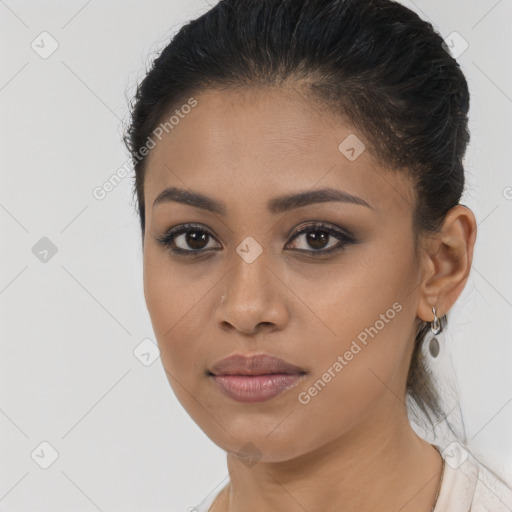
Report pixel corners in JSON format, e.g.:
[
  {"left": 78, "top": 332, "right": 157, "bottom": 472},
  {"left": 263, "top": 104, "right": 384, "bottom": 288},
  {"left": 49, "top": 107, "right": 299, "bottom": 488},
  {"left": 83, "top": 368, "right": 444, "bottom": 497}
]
[{"left": 188, "top": 444, "right": 512, "bottom": 512}]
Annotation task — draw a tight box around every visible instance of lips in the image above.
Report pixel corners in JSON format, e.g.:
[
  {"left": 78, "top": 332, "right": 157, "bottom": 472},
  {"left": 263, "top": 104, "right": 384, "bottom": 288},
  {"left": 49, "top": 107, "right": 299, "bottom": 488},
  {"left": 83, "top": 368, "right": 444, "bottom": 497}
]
[
  {"left": 208, "top": 353, "right": 307, "bottom": 376},
  {"left": 208, "top": 353, "right": 307, "bottom": 403}
]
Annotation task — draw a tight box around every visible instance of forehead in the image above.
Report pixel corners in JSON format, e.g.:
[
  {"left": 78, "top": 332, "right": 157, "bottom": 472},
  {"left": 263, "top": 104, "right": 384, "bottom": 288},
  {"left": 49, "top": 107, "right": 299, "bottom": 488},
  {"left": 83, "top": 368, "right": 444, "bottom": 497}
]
[{"left": 143, "top": 87, "right": 415, "bottom": 217}]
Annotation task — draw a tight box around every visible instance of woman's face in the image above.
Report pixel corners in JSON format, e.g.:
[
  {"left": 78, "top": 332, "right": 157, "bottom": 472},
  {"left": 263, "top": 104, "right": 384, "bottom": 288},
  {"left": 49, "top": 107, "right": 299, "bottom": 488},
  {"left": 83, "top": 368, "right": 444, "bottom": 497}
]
[{"left": 142, "top": 87, "right": 427, "bottom": 462}]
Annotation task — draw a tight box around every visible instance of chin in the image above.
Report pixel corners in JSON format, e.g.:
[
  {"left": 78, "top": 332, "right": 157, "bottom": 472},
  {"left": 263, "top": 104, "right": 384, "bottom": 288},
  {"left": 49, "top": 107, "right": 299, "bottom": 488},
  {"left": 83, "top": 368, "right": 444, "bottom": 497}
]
[{"left": 206, "top": 422, "right": 314, "bottom": 463}]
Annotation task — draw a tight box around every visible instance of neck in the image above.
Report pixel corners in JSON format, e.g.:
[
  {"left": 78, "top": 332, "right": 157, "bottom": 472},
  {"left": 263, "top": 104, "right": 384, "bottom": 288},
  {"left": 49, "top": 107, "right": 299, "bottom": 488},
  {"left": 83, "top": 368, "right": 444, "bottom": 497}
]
[{"left": 218, "top": 405, "right": 443, "bottom": 512}]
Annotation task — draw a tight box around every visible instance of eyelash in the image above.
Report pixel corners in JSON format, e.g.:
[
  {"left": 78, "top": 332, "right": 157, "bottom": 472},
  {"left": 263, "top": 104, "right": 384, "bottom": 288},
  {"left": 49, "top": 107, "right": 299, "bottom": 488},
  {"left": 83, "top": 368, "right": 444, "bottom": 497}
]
[{"left": 155, "top": 222, "right": 356, "bottom": 258}]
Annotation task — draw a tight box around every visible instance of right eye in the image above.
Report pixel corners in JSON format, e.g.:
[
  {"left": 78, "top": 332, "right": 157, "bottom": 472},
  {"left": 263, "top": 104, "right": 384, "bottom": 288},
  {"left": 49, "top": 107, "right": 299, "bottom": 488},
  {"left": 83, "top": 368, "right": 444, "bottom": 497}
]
[{"left": 156, "top": 223, "right": 222, "bottom": 256}]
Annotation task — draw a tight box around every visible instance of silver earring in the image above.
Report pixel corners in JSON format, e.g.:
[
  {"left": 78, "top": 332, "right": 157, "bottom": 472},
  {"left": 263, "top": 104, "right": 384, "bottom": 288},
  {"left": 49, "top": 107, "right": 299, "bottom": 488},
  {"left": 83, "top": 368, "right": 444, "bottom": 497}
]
[
  {"left": 430, "top": 306, "right": 442, "bottom": 335},
  {"left": 429, "top": 335, "right": 440, "bottom": 358},
  {"left": 426, "top": 307, "right": 442, "bottom": 358}
]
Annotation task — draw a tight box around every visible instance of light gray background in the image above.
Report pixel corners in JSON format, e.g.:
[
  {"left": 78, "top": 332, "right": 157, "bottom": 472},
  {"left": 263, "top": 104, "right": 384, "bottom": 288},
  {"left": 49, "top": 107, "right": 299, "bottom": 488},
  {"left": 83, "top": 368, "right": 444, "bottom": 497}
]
[{"left": 1, "top": 1, "right": 511, "bottom": 511}]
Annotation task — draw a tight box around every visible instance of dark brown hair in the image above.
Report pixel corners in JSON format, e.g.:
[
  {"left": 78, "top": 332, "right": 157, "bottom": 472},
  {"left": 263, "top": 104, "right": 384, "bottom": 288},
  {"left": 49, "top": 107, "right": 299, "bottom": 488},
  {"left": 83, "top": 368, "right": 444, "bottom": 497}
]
[{"left": 123, "top": 0, "right": 470, "bottom": 427}]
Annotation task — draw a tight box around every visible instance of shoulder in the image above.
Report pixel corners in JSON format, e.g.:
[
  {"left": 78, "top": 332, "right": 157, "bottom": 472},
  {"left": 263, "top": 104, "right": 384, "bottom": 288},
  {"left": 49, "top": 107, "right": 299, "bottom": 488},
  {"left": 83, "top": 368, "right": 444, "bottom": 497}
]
[
  {"left": 471, "top": 456, "right": 512, "bottom": 511},
  {"left": 433, "top": 442, "right": 512, "bottom": 512}
]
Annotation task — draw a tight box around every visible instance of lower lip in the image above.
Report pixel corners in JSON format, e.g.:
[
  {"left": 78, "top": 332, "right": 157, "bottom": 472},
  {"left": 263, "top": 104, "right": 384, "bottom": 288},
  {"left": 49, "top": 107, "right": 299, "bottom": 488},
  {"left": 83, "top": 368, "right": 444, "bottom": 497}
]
[{"left": 210, "top": 373, "right": 305, "bottom": 403}]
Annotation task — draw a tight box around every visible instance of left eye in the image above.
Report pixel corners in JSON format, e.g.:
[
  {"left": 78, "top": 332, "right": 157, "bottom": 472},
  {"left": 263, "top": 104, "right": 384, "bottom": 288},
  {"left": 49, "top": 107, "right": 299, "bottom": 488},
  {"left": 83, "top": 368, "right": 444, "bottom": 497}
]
[{"left": 285, "top": 223, "right": 354, "bottom": 255}]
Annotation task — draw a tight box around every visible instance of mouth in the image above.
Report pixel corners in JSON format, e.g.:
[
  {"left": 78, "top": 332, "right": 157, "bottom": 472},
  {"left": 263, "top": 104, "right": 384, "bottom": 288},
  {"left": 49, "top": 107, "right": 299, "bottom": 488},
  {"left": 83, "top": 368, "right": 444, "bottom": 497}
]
[{"left": 207, "top": 353, "right": 307, "bottom": 403}]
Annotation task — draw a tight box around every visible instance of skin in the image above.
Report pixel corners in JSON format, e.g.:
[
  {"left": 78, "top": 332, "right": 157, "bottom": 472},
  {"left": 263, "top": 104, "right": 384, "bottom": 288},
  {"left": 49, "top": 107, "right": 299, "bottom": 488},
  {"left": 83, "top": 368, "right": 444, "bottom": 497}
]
[{"left": 141, "top": 86, "right": 477, "bottom": 512}]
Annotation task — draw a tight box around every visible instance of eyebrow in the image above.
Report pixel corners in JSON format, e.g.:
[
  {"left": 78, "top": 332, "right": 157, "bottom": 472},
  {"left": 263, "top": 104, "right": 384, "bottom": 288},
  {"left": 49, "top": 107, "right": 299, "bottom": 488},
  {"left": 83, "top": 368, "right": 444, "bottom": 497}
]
[{"left": 152, "top": 186, "right": 373, "bottom": 215}]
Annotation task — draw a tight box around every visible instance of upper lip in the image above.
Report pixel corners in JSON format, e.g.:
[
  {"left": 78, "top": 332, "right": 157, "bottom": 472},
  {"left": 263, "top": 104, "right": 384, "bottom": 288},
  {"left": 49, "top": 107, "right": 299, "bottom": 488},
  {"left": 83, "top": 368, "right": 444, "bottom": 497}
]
[{"left": 209, "top": 353, "right": 307, "bottom": 376}]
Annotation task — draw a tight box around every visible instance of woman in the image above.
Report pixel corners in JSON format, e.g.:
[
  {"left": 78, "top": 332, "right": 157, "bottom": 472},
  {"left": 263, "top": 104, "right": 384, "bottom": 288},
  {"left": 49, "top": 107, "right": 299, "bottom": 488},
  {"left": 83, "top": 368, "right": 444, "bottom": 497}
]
[{"left": 123, "top": 0, "right": 512, "bottom": 510}]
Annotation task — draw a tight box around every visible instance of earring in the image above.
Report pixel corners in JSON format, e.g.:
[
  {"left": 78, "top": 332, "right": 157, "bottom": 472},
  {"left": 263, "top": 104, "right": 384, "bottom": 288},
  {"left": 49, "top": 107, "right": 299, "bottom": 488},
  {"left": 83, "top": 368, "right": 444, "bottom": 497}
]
[
  {"left": 429, "top": 306, "right": 442, "bottom": 358},
  {"left": 430, "top": 306, "right": 442, "bottom": 335},
  {"left": 429, "top": 335, "right": 440, "bottom": 358}
]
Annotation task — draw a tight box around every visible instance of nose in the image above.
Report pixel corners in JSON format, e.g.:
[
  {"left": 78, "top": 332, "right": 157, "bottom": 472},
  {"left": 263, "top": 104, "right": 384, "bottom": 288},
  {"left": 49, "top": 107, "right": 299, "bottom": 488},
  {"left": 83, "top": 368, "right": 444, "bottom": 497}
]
[{"left": 213, "top": 253, "right": 290, "bottom": 335}]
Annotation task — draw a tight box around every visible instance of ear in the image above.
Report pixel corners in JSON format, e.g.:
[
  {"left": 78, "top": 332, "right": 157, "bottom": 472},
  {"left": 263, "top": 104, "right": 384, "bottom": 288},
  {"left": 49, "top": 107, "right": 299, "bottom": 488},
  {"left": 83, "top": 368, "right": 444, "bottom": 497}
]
[{"left": 417, "top": 204, "right": 477, "bottom": 323}]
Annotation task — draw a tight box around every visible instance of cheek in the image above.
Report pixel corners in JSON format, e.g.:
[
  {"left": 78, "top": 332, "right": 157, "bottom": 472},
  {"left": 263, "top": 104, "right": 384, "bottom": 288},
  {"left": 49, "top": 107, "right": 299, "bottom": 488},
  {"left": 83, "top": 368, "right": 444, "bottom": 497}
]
[
  {"left": 144, "top": 247, "right": 200, "bottom": 331},
  {"left": 142, "top": 250, "right": 206, "bottom": 374},
  {"left": 292, "top": 302, "right": 410, "bottom": 447},
  {"left": 143, "top": 255, "right": 210, "bottom": 417},
  {"left": 291, "top": 243, "right": 415, "bottom": 417}
]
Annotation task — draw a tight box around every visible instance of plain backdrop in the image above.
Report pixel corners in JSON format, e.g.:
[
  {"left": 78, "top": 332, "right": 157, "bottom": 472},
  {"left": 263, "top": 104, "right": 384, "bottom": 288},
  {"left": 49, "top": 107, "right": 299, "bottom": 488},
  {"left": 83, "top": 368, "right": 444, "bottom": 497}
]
[{"left": 1, "top": 0, "right": 511, "bottom": 510}]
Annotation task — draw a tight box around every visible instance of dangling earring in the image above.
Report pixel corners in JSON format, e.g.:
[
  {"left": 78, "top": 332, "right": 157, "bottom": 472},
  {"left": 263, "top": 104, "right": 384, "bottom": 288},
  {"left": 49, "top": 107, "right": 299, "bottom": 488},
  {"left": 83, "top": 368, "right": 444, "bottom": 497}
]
[
  {"left": 429, "top": 306, "right": 442, "bottom": 358},
  {"left": 431, "top": 306, "right": 442, "bottom": 335}
]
